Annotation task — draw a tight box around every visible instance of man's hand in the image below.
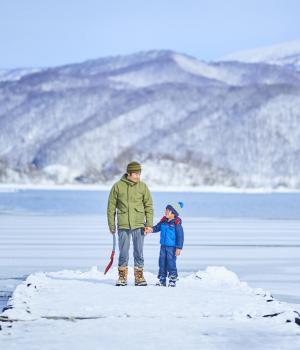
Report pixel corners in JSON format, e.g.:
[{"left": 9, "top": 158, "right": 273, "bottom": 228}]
[
  {"left": 110, "top": 228, "right": 116, "bottom": 234},
  {"left": 144, "top": 227, "right": 153, "bottom": 235},
  {"left": 175, "top": 248, "right": 181, "bottom": 256}
]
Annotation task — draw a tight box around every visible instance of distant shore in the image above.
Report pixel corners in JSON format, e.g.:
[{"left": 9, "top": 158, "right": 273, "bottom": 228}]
[{"left": 1, "top": 183, "right": 300, "bottom": 193}]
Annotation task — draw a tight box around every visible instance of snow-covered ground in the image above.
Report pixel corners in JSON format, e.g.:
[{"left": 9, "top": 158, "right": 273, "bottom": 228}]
[
  {"left": 0, "top": 189, "right": 300, "bottom": 348},
  {"left": 1, "top": 266, "right": 300, "bottom": 349}
]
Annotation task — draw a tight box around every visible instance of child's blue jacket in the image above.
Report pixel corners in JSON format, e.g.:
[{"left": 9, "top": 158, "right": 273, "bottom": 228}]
[{"left": 152, "top": 216, "right": 184, "bottom": 249}]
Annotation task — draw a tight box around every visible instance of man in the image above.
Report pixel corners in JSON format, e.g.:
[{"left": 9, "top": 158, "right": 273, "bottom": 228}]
[{"left": 107, "top": 161, "right": 153, "bottom": 286}]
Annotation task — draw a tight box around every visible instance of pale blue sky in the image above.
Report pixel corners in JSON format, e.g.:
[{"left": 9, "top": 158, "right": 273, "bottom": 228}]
[{"left": 1, "top": 0, "right": 300, "bottom": 68}]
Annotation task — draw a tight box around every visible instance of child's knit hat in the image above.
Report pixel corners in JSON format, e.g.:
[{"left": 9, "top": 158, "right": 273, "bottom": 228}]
[{"left": 166, "top": 201, "right": 184, "bottom": 217}]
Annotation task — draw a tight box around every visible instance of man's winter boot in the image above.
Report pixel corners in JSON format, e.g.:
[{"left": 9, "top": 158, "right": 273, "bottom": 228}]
[
  {"left": 116, "top": 266, "right": 128, "bottom": 286},
  {"left": 168, "top": 275, "right": 177, "bottom": 287},
  {"left": 134, "top": 267, "right": 147, "bottom": 286}
]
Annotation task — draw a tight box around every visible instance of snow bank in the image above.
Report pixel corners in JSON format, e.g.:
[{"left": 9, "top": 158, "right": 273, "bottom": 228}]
[
  {"left": 1, "top": 266, "right": 299, "bottom": 349},
  {"left": 2, "top": 266, "right": 299, "bottom": 323}
]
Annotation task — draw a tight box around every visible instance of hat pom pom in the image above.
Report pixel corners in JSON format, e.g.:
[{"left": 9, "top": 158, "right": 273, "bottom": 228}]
[{"left": 178, "top": 201, "right": 184, "bottom": 208}]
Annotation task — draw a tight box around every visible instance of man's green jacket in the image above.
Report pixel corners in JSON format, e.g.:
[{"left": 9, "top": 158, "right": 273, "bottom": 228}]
[{"left": 107, "top": 174, "right": 153, "bottom": 231}]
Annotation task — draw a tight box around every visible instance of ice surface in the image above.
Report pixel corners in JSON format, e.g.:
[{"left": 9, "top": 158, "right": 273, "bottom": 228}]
[{"left": 1, "top": 189, "right": 300, "bottom": 348}]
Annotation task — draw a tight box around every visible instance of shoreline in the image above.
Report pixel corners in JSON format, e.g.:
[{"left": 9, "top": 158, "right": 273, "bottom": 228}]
[{"left": 0, "top": 183, "right": 300, "bottom": 193}]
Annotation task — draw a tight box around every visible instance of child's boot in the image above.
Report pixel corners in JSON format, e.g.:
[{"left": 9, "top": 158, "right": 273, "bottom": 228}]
[
  {"left": 116, "top": 266, "right": 128, "bottom": 286},
  {"left": 156, "top": 277, "right": 166, "bottom": 286},
  {"left": 168, "top": 275, "right": 177, "bottom": 287},
  {"left": 134, "top": 267, "right": 147, "bottom": 286}
]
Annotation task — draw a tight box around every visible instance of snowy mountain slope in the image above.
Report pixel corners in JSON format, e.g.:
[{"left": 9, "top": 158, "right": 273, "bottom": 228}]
[
  {"left": 1, "top": 267, "right": 299, "bottom": 349},
  {"left": 222, "top": 40, "right": 300, "bottom": 71},
  {"left": 1, "top": 49, "right": 300, "bottom": 188},
  {"left": 175, "top": 53, "right": 300, "bottom": 85},
  {"left": 145, "top": 85, "right": 300, "bottom": 188},
  {"left": 0, "top": 67, "right": 43, "bottom": 82}
]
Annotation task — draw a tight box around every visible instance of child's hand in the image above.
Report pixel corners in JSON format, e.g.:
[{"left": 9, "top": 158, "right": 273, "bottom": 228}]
[
  {"left": 144, "top": 227, "right": 153, "bottom": 235},
  {"left": 175, "top": 248, "right": 181, "bottom": 256}
]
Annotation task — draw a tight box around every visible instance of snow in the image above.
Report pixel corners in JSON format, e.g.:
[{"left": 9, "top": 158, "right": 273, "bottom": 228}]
[
  {"left": 0, "top": 68, "right": 43, "bottom": 82},
  {"left": 1, "top": 50, "right": 300, "bottom": 189},
  {"left": 173, "top": 54, "right": 242, "bottom": 85},
  {"left": 2, "top": 183, "right": 300, "bottom": 193},
  {"left": 1, "top": 266, "right": 300, "bottom": 349},
  {"left": 43, "top": 165, "right": 82, "bottom": 184},
  {"left": 222, "top": 40, "right": 300, "bottom": 69},
  {"left": 1, "top": 190, "right": 300, "bottom": 348}
]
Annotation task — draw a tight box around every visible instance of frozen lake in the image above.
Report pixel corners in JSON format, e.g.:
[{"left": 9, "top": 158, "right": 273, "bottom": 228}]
[{"left": 0, "top": 189, "right": 300, "bottom": 310}]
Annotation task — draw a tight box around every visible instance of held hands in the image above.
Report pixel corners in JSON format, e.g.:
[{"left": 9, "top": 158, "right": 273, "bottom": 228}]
[
  {"left": 175, "top": 248, "right": 181, "bottom": 256},
  {"left": 110, "top": 227, "right": 116, "bottom": 234},
  {"left": 144, "top": 227, "right": 153, "bottom": 235}
]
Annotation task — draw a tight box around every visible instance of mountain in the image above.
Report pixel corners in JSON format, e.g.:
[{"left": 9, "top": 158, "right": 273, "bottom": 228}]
[
  {"left": 221, "top": 40, "right": 300, "bottom": 71},
  {"left": 1, "top": 47, "right": 300, "bottom": 188},
  {"left": 0, "top": 68, "right": 43, "bottom": 82}
]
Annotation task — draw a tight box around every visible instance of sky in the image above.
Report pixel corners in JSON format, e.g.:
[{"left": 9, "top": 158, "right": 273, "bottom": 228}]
[{"left": 0, "top": 0, "right": 300, "bottom": 69}]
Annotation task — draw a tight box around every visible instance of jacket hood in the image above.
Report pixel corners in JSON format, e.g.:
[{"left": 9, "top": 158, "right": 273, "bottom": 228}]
[{"left": 120, "top": 173, "right": 138, "bottom": 186}]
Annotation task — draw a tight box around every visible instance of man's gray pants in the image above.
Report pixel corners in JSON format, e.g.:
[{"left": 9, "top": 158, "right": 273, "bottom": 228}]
[{"left": 118, "top": 228, "right": 144, "bottom": 268}]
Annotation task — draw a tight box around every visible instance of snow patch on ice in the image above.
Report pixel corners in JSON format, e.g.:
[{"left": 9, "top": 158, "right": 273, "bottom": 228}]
[
  {"left": 2, "top": 266, "right": 299, "bottom": 325},
  {"left": 1, "top": 266, "right": 300, "bottom": 349},
  {"left": 196, "top": 266, "right": 243, "bottom": 287}
]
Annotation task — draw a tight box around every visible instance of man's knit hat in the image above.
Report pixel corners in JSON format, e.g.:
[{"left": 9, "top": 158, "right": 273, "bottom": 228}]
[
  {"left": 127, "top": 161, "right": 142, "bottom": 174},
  {"left": 166, "top": 201, "right": 184, "bottom": 217}
]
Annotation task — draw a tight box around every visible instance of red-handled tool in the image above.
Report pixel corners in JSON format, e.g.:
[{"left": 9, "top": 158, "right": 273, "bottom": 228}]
[{"left": 104, "top": 233, "right": 116, "bottom": 274}]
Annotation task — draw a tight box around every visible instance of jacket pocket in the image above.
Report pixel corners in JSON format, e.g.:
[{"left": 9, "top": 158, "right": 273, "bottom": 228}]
[
  {"left": 117, "top": 209, "right": 128, "bottom": 227},
  {"left": 134, "top": 207, "right": 145, "bottom": 226}
]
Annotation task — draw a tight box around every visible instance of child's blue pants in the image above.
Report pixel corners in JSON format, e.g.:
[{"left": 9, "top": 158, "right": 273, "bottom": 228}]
[{"left": 158, "top": 245, "right": 178, "bottom": 280}]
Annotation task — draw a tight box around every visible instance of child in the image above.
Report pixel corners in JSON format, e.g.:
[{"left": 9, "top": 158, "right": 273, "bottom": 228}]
[{"left": 145, "top": 202, "right": 184, "bottom": 287}]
